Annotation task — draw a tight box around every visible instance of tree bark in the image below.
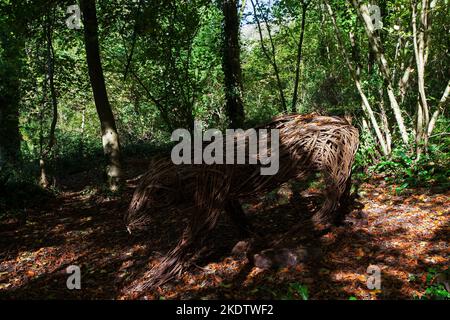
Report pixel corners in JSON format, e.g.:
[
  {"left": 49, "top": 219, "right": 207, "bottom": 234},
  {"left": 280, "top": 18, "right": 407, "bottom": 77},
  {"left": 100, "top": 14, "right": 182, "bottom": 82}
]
[
  {"left": 292, "top": 1, "right": 308, "bottom": 112},
  {"left": 250, "top": 0, "right": 287, "bottom": 112},
  {"left": 80, "top": 0, "right": 122, "bottom": 190},
  {"left": 221, "top": 0, "right": 245, "bottom": 129},
  {"left": 40, "top": 13, "right": 59, "bottom": 188},
  {"left": 378, "top": 85, "right": 392, "bottom": 154},
  {"left": 324, "top": 0, "right": 389, "bottom": 156},
  {"left": 412, "top": 0, "right": 431, "bottom": 156},
  {"left": 427, "top": 80, "right": 450, "bottom": 137},
  {"left": 398, "top": 61, "right": 414, "bottom": 104},
  {"left": 352, "top": 0, "right": 410, "bottom": 145}
]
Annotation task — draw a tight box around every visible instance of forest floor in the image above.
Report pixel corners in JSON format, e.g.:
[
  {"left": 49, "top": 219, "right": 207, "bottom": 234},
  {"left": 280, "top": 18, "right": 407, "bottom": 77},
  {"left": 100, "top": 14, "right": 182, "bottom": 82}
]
[{"left": 0, "top": 157, "right": 448, "bottom": 300}]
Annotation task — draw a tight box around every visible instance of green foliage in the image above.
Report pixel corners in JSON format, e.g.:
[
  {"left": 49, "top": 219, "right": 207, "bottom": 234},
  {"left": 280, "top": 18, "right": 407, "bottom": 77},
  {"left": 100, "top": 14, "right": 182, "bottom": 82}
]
[
  {"left": 286, "top": 282, "right": 309, "bottom": 300},
  {"left": 373, "top": 145, "right": 449, "bottom": 192},
  {"left": 253, "top": 282, "right": 309, "bottom": 300},
  {"left": 422, "top": 284, "right": 450, "bottom": 300},
  {"left": 353, "top": 128, "right": 380, "bottom": 171},
  {"left": 416, "top": 268, "right": 450, "bottom": 300},
  {"left": 0, "top": 0, "right": 449, "bottom": 301},
  {"left": 0, "top": 0, "right": 448, "bottom": 209}
]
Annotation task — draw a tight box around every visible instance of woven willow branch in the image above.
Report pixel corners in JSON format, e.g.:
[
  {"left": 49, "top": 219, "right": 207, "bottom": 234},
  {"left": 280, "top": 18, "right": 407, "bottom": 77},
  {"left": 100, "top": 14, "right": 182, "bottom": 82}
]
[{"left": 125, "top": 113, "right": 359, "bottom": 289}]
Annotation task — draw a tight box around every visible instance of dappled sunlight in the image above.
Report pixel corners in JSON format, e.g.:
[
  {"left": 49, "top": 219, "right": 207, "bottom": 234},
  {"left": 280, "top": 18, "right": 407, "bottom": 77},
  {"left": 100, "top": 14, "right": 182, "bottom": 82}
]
[
  {"left": 0, "top": 160, "right": 448, "bottom": 299},
  {"left": 0, "top": 0, "right": 448, "bottom": 304}
]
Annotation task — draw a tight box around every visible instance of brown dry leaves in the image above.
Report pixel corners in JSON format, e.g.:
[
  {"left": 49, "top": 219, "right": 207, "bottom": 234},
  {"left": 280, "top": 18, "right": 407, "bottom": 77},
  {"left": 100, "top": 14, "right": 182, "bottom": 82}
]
[{"left": 0, "top": 174, "right": 448, "bottom": 300}]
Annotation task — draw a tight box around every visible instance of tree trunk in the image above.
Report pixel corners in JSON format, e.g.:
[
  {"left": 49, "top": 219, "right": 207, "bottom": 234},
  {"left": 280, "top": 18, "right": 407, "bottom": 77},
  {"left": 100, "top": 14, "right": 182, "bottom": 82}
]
[
  {"left": 250, "top": 0, "right": 287, "bottom": 112},
  {"left": 378, "top": 86, "right": 392, "bottom": 155},
  {"left": 352, "top": 0, "right": 410, "bottom": 145},
  {"left": 40, "top": 13, "right": 59, "bottom": 188},
  {"left": 412, "top": 0, "right": 431, "bottom": 156},
  {"left": 238, "top": 0, "right": 247, "bottom": 21},
  {"left": 80, "top": 0, "right": 122, "bottom": 191},
  {"left": 324, "top": 0, "right": 389, "bottom": 156},
  {"left": 409, "top": 1, "right": 448, "bottom": 151},
  {"left": 398, "top": 62, "right": 414, "bottom": 104},
  {"left": 79, "top": 108, "right": 86, "bottom": 156},
  {"left": 221, "top": 0, "right": 245, "bottom": 129},
  {"left": 292, "top": 1, "right": 308, "bottom": 112},
  {"left": 427, "top": 80, "right": 450, "bottom": 137}
]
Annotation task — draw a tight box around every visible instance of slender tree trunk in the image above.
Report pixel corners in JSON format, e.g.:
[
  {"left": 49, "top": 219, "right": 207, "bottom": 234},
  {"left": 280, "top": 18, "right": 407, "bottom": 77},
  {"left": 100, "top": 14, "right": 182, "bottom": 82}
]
[
  {"left": 349, "top": 30, "right": 362, "bottom": 81},
  {"left": 221, "top": 0, "right": 245, "bottom": 129},
  {"left": 80, "top": 0, "right": 122, "bottom": 191},
  {"left": 292, "top": 1, "right": 308, "bottom": 112},
  {"left": 391, "top": 35, "right": 402, "bottom": 84},
  {"left": 398, "top": 61, "right": 414, "bottom": 104},
  {"left": 427, "top": 80, "right": 450, "bottom": 137},
  {"left": 40, "top": 13, "right": 59, "bottom": 188},
  {"left": 79, "top": 108, "right": 86, "bottom": 156},
  {"left": 47, "top": 19, "right": 58, "bottom": 151},
  {"left": 349, "top": 28, "right": 390, "bottom": 153},
  {"left": 415, "top": 96, "right": 425, "bottom": 158},
  {"left": 39, "top": 92, "right": 47, "bottom": 187},
  {"left": 378, "top": 86, "right": 392, "bottom": 154},
  {"left": 409, "top": 1, "right": 448, "bottom": 149},
  {"left": 362, "top": 116, "right": 382, "bottom": 159},
  {"left": 131, "top": 70, "right": 174, "bottom": 132},
  {"left": 412, "top": 0, "right": 431, "bottom": 156},
  {"left": 356, "top": 80, "right": 389, "bottom": 156},
  {"left": 352, "top": 0, "right": 410, "bottom": 145},
  {"left": 238, "top": 0, "right": 247, "bottom": 20},
  {"left": 250, "top": 0, "right": 287, "bottom": 112},
  {"left": 324, "top": 0, "right": 389, "bottom": 155}
]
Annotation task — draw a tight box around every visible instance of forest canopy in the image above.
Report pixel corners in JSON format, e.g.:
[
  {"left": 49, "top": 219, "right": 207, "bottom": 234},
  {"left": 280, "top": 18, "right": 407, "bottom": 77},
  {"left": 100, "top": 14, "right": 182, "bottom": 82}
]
[
  {"left": 0, "top": 0, "right": 449, "bottom": 185},
  {"left": 0, "top": 0, "right": 449, "bottom": 301}
]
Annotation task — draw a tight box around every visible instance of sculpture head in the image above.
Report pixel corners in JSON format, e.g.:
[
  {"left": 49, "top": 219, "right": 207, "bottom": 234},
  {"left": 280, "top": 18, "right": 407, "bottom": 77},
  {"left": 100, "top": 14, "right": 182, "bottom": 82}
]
[{"left": 125, "top": 158, "right": 180, "bottom": 233}]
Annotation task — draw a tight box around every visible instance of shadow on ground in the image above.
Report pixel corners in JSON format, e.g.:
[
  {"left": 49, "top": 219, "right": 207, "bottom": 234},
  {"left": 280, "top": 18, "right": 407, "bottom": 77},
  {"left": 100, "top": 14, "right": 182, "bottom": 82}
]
[{"left": 0, "top": 159, "right": 448, "bottom": 299}]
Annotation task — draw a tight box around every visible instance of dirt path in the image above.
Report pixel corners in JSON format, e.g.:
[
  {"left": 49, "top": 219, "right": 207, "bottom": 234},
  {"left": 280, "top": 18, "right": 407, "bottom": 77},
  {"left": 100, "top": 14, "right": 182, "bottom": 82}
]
[{"left": 0, "top": 162, "right": 448, "bottom": 300}]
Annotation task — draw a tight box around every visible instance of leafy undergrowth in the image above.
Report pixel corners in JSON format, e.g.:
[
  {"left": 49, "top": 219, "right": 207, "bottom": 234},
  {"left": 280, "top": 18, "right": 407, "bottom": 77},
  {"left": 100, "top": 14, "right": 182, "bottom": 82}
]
[{"left": 0, "top": 159, "right": 448, "bottom": 300}]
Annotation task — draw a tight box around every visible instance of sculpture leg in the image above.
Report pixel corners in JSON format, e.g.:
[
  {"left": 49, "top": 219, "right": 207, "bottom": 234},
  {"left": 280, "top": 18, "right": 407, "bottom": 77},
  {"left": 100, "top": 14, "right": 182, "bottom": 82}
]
[
  {"left": 311, "top": 170, "right": 340, "bottom": 229},
  {"left": 335, "top": 174, "right": 353, "bottom": 224},
  {"left": 224, "top": 199, "right": 254, "bottom": 237}
]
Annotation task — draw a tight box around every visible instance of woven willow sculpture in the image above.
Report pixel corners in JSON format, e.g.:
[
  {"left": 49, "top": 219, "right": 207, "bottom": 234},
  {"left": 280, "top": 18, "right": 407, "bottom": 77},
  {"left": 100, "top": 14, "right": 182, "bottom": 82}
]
[{"left": 125, "top": 113, "right": 359, "bottom": 289}]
